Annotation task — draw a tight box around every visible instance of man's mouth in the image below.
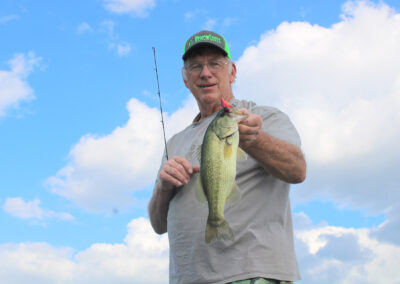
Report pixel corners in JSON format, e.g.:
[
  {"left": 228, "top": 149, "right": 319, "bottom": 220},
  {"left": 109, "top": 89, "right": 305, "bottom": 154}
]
[{"left": 198, "top": 83, "right": 217, "bottom": 88}]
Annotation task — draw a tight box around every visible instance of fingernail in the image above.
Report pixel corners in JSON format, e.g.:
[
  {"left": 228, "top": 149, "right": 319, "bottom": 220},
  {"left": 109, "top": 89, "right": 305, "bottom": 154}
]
[{"left": 189, "top": 168, "right": 193, "bottom": 174}]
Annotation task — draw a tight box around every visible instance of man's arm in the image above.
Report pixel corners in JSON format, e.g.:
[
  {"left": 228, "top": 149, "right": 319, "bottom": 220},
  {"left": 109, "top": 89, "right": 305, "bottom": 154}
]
[
  {"left": 238, "top": 111, "right": 306, "bottom": 184},
  {"left": 148, "top": 181, "right": 176, "bottom": 234},
  {"left": 148, "top": 156, "right": 200, "bottom": 234}
]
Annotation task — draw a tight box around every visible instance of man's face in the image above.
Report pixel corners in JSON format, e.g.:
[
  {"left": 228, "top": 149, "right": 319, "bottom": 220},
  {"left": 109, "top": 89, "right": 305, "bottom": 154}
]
[{"left": 183, "top": 49, "right": 236, "bottom": 110}]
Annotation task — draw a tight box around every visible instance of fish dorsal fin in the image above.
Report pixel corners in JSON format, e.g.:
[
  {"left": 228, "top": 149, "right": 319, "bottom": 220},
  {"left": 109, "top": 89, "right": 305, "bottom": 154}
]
[
  {"left": 194, "top": 174, "right": 207, "bottom": 204},
  {"left": 226, "top": 183, "right": 241, "bottom": 206},
  {"left": 237, "top": 147, "right": 248, "bottom": 161}
]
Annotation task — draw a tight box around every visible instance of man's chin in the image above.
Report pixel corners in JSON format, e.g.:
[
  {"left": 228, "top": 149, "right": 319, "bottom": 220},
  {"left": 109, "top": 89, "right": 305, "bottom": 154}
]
[{"left": 200, "top": 93, "right": 221, "bottom": 104}]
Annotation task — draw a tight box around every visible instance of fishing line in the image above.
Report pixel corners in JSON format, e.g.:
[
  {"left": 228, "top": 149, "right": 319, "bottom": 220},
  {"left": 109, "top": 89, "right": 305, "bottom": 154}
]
[{"left": 152, "top": 47, "right": 169, "bottom": 160}]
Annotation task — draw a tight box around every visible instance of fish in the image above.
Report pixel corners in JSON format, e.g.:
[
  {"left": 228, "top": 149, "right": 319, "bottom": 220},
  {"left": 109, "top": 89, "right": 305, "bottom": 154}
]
[{"left": 194, "top": 98, "right": 247, "bottom": 244}]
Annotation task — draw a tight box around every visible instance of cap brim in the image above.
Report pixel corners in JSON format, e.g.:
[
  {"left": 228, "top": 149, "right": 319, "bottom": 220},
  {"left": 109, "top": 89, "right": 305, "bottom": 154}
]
[{"left": 182, "top": 42, "right": 228, "bottom": 60}]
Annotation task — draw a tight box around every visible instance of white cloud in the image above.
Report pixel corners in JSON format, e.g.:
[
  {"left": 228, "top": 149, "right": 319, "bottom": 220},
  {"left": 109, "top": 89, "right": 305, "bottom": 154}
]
[
  {"left": 0, "top": 218, "right": 168, "bottom": 284},
  {"left": 223, "top": 17, "right": 238, "bottom": 27},
  {"left": 0, "top": 15, "right": 18, "bottom": 24},
  {"left": 2, "top": 197, "right": 74, "bottom": 221},
  {"left": 234, "top": 1, "right": 400, "bottom": 218},
  {"left": 101, "top": 20, "right": 116, "bottom": 37},
  {"left": 108, "top": 42, "right": 131, "bottom": 56},
  {"left": 184, "top": 11, "right": 194, "bottom": 21},
  {"left": 77, "top": 22, "right": 93, "bottom": 34},
  {"left": 0, "top": 242, "right": 76, "bottom": 284},
  {"left": 74, "top": 217, "right": 168, "bottom": 283},
  {"left": 0, "top": 52, "right": 41, "bottom": 117},
  {"left": 203, "top": 18, "right": 217, "bottom": 30},
  {"left": 101, "top": 20, "right": 132, "bottom": 57},
  {"left": 184, "top": 9, "right": 207, "bottom": 22},
  {"left": 103, "top": 0, "right": 155, "bottom": 17},
  {"left": 1, "top": 215, "right": 399, "bottom": 284},
  {"left": 116, "top": 43, "right": 131, "bottom": 56},
  {"left": 46, "top": 96, "right": 197, "bottom": 213},
  {"left": 294, "top": 221, "right": 400, "bottom": 283},
  {"left": 370, "top": 205, "right": 400, "bottom": 245}
]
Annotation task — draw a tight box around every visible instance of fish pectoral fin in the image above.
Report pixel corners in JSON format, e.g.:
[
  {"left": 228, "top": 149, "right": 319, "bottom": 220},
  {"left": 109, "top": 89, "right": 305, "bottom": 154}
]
[
  {"left": 226, "top": 183, "right": 241, "bottom": 206},
  {"left": 237, "top": 147, "right": 248, "bottom": 161},
  {"left": 194, "top": 174, "right": 207, "bottom": 204}
]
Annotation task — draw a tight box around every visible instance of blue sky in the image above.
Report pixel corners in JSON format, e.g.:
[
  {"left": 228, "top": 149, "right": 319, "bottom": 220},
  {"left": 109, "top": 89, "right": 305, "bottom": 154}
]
[{"left": 1, "top": 0, "right": 400, "bottom": 283}]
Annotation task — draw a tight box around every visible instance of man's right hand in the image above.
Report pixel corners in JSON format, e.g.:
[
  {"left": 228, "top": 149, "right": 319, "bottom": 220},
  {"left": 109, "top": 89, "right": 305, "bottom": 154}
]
[{"left": 159, "top": 156, "right": 200, "bottom": 192}]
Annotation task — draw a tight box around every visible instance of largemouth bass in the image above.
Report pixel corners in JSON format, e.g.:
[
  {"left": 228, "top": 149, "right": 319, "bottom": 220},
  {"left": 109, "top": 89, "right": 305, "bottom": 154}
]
[{"left": 195, "top": 99, "right": 247, "bottom": 244}]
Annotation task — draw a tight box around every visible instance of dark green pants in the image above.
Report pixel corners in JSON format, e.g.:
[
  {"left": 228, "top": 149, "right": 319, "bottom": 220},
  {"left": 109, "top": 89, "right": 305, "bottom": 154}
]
[{"left": 229, "top": 277, "right": 293, "bottom": 284}]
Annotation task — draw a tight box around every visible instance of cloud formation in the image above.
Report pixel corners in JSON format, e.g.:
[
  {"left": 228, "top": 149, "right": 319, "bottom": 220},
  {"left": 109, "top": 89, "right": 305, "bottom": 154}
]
[
  {"left": 203, "top": 18, "right": 217, "bottom": 30},
  {"left": 0, "top": 15, "right": 18, "bottom": 24},
  {"left": 1, "top": 215, "right": 398, "bottom": 284},
  {"left": 0, "top": 218, "right": 169, "bottom": 284},
  {"left": 0, "top": 52, "right": 41, "bottom": 117},
  {"left": 77, "top": 22, "right": 93, "bottom": 34},
  {"left": 109, "top": 42, "right": 131, "bottom": 56},
  {"left": 46, "top": 97, "right": 198, "bottom": 213},
  {"left": 294, "top": 216, "right": 400, "bottom": 283},
  {"left": 103, "top": 0, "right": 155, "bottom": 17},
  {"left": 2, "top": 197, "right": 74, "bottom": 222},
  {"left": 234, "top": 1, "right": 400, "bottom": 223}
]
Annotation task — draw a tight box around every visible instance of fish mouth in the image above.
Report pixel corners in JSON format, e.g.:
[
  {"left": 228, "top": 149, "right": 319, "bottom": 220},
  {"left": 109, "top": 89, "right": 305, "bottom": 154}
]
[
  {"left": 223, "top": 131, "right": 237, "bottom": 139},
  {"left": 220, "top": 126, "right": 238, "bottom": 139}
]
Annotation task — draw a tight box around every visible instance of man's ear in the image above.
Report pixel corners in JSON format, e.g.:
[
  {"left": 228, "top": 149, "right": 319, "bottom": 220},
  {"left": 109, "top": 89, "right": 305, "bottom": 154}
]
[
  {"left": 182, "top": 68, "right": 189, "bottom": 88},
  {"left": 229, "top": 62, "right": 237, "bottom": 83}
]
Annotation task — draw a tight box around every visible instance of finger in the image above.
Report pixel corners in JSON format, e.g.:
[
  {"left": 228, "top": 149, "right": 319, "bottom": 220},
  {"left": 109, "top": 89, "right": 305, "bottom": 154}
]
[
  {"left": 160, "top": 170, "right": 184, "bottom": 188},
  {"left": 239, "top": 113, "right": 262, "bottom": 126},
  {"left": 246, "top": 120, "right": 261, "bottom": 127},
  {"left": 162, "top": 161, "right": 188, "bottom": 183},
  {"left": 167, "top": 162, "right": 190, "bottom": 183},
  {"left": 174, "top": 156, "right": 195, "bottom": 175},
  {"left": 240, "top": 117, "right": 261, "bottom": 128},
  {"left": 239, "top": 124, "right": 259, "bottom": 135},
  {"left": 239, "top": 108, "right": 249, "bottom": 115},
  {"left": 192, "top": 165, "right": 200, "bottom": 173}
]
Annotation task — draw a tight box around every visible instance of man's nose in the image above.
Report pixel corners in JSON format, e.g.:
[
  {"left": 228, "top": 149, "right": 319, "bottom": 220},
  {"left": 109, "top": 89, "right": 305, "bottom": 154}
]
[{"left": 199, "top": 63, "right": 213, "bottom": 77}]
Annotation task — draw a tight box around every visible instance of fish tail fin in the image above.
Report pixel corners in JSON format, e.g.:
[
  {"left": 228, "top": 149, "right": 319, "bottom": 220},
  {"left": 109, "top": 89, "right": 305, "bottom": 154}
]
[{"left": 205, "top": 219, "right": 234, "bottom": 244}]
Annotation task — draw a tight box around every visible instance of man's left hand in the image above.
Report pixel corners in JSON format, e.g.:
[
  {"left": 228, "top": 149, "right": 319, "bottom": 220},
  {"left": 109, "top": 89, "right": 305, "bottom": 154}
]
[{"left": 238, "top": 109, "right": 263, "bottom": 149}]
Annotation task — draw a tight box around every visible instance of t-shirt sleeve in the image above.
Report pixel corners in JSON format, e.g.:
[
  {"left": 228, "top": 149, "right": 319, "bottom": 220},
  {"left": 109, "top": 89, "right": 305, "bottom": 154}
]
[{"left": 253, "top": 106, "right": 302, "bottom": 148}]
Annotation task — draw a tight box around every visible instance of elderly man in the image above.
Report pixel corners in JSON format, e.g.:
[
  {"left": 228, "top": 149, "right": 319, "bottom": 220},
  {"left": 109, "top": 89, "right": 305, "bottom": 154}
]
[{"left": 148, "top": 30, "right": 306, "bottom": 284}]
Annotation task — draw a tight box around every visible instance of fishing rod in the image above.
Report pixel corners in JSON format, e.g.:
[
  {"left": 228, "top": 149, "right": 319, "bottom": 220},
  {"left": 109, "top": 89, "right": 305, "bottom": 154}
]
[{"left": 152, "top": 47, "right": 169, "bottom": 161}]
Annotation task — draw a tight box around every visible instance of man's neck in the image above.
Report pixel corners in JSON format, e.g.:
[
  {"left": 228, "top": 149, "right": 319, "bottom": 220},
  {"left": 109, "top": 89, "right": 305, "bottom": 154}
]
[{"left": 197, "top": 95, "right": 234, "bottom": 121}]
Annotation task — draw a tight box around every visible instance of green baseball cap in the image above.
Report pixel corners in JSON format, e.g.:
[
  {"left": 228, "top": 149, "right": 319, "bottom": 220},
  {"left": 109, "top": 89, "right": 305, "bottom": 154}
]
[{"left": 182, "top": 30, "right": 231, "bottom": 60}]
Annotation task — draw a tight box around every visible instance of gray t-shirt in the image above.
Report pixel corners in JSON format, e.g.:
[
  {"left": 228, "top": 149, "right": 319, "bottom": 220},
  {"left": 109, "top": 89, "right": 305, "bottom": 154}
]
[{"left": 158, "top": 98, "right": 301, "bottom": 284}]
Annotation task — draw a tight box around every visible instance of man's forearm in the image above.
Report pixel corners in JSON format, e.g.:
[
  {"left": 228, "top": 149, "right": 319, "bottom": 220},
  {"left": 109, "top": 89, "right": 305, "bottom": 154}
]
[
  {"left": 148, "top": 182, "right": 175, "bottom": 234},
  {"left": 242, "top": 131, "right": 306, "bottom": 184}
]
